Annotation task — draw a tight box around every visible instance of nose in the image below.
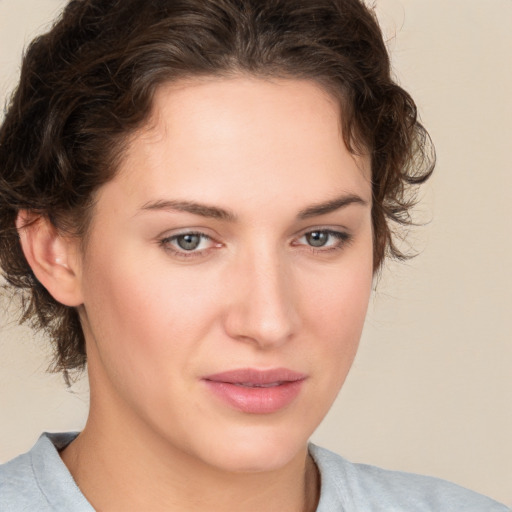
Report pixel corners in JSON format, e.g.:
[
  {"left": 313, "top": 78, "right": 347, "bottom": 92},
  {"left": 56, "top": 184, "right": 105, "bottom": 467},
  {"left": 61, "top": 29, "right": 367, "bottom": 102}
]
[{"left": 222, "top": 248, "right": 299, "bottom": 349}]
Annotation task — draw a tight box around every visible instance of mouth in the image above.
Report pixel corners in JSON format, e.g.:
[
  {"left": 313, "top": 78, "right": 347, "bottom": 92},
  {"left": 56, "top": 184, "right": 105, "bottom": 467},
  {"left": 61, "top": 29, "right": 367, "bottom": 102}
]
[
  {"left": 232, "top": 382, "right": 285, "bottom": 388},
  {"left": 202, "top": 368, "right": 307, "bottom": 414}
]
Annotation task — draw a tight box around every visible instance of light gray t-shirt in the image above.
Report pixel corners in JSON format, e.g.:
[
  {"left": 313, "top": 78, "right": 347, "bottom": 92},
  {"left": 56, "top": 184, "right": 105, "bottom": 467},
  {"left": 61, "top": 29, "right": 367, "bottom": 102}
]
[{"left": 0, "top": 432, "right": 508, "bottom": 511}]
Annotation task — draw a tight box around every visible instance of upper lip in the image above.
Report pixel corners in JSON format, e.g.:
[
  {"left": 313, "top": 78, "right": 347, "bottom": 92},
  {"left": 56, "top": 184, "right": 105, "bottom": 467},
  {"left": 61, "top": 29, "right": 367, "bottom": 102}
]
[{"left": 203, "top": 368, "right": 307, "bottom": 385}]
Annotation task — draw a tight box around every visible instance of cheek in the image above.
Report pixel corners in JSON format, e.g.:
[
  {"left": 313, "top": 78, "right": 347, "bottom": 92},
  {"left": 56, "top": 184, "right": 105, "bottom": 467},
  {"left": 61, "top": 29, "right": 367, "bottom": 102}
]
[
  {"left": 304, "top": 255, "right": 372, "bottom": 336},
  {"left": 299, "top": 245, "right": 373, "bottom": 376},
  {"left": 80, "top": 248, "right": 223, "bottom": 371}
]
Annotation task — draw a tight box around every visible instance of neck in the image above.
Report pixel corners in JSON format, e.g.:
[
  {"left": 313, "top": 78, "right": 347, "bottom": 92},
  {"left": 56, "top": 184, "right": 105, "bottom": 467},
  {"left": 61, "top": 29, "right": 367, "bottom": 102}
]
[{"left": 61, "top": 393, "right": 320, "bottom": 512}]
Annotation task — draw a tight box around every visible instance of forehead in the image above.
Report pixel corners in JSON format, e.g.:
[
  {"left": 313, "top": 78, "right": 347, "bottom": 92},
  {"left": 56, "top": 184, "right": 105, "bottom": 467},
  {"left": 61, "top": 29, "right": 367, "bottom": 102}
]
[{"left": 99, "top": 76, "right": 371, "bottom": 219}]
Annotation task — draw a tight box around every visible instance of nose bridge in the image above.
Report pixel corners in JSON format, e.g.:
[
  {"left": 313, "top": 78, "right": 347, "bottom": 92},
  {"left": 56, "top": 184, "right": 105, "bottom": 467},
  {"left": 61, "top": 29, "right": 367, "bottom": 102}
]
[{"left": 224, "top": 240, "right": 298, "bottom": 348}]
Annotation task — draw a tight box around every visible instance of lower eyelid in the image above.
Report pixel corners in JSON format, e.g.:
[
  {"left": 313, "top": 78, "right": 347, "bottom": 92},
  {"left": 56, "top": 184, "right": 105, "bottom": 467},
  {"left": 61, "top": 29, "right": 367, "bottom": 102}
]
[
  {"left": 160, "top": 229, "right": 351, "bottom": 256},
  {"left": 160, "top": 232, "right": 225, "bottom": 259}
]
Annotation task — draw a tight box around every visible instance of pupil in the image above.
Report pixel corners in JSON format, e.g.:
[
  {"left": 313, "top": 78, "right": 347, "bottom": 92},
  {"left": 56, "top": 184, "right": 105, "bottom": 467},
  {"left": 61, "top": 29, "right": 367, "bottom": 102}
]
[
  {"left": 177, "top": 234, "right": 200, "bottom": 250},
  {"left": 307, "top": 231, "right": 328, "bottom": 247}
]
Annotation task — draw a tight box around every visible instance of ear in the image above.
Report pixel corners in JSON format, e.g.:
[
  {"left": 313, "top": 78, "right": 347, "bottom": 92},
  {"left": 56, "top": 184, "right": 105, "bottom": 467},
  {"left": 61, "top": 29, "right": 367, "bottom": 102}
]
[{"left": 16, "top": 211, "right": 84, "bottom": 307}]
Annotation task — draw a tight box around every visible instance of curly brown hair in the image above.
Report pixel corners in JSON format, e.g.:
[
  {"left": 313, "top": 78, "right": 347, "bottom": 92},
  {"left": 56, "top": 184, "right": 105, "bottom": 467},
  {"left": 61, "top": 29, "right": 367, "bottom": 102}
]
[{"left": 0, "top": 0, "right": 434, "bottom": 381}]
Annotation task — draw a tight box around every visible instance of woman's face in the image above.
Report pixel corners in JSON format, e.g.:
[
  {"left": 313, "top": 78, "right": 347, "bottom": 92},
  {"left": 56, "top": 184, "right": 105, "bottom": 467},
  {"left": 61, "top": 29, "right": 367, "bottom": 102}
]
[{"left": 76, "top": 77, "right": 373, "bottom": 473}]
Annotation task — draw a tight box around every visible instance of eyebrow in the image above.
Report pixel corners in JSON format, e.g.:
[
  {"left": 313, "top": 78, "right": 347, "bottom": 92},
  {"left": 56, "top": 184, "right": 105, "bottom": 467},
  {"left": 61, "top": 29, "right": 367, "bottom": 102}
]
[
  {"left": 297, "top": 194, "right": 368, "bottom": 219},
  {"left": 139, "top": 199, "right": 237, "bottom": 221},
  {"left": 139, "top": 193, "right": 367, "bottom": 221}
]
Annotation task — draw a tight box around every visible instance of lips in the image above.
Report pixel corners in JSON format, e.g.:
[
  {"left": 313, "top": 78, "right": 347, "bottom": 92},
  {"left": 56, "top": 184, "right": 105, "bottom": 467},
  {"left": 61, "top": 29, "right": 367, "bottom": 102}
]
[{"left": 202, "top": 368, "right": 307, "bottom": 414}]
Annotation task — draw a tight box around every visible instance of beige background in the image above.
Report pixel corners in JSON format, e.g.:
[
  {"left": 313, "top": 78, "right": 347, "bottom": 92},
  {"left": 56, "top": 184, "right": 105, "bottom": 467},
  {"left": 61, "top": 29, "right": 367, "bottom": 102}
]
[{"left": 0, "top": 0, "right": 511, "bottom": 505}]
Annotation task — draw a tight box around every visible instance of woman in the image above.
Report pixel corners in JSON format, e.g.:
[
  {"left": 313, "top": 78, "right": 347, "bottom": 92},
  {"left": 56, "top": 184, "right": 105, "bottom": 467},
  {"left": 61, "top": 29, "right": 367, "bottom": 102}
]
[{"left": 0, "top": 0, "right": 508, "bottom": 510}]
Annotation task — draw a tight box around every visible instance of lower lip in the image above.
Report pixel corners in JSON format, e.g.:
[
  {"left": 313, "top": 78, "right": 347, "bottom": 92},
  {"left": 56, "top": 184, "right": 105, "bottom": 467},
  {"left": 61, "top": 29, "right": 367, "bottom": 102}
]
[{"left": 203, "top": 379, "right": 305, "bottom": 414}]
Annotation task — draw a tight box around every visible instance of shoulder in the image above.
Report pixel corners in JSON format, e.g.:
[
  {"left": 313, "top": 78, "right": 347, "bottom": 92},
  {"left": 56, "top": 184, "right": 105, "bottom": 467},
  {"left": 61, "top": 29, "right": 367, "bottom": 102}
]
[
  {"left": 309, "top": 444, "right": 510, "bottom": 512},
  {"left": 0, "top": 448, "right": 49, "bottom": 511},
  {"left": 0, "top": 432, "right": 93, "bottom": 512},
  {"left": 0, "top": 435, "right": 54, "bottom": 511}
]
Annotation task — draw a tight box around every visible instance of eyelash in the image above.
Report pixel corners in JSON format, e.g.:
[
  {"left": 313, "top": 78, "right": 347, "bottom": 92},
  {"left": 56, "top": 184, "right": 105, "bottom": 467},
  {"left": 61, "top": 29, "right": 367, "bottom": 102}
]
[
  {"left": 294, "top": 229, "right": 353, "bottom": 254},
  {"left": 159, "top": 232, "right": 217, "bottom": 259},
  {"left": 159, "top": 228, "right": 352, "bottom": 259}
]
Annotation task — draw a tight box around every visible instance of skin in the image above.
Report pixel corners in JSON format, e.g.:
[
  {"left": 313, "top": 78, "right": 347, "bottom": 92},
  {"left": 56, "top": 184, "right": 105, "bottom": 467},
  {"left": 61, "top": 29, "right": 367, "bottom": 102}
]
[{"left": 21, "top": 77, "right": 373, "bottom": 511}]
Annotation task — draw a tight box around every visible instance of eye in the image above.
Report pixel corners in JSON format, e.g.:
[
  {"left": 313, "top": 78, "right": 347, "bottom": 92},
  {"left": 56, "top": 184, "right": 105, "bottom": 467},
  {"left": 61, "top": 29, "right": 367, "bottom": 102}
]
[
  {"left": 160, "top": 231, "right": 218, "bottom": 256},
  {"left": 305, "top": 231, "right": 330, "bottom": 247},
  {"left": 296, "top": 229, "right": 351, "bottom": 251},
  {"left": 174, "top": 233, "right": 203, "bottom": 251}
]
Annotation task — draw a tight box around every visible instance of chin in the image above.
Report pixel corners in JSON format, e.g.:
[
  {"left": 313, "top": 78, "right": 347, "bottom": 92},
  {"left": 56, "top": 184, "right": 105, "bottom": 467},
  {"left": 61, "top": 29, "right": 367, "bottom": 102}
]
[{"left": 191, "top": 423, "right": 311, "bottom": 474}]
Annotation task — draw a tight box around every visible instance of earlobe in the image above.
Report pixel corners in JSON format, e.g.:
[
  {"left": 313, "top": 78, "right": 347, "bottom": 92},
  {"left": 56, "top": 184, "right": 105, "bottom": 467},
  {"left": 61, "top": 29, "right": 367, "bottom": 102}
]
[{"left": 16, "top": 211, "right": 84, "bottom": 307}]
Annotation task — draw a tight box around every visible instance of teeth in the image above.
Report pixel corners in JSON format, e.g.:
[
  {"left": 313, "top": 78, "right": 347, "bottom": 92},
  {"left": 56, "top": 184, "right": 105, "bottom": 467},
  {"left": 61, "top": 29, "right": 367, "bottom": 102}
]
[{"left": 235, "top": 382, "right": 282, "bottom": 388}]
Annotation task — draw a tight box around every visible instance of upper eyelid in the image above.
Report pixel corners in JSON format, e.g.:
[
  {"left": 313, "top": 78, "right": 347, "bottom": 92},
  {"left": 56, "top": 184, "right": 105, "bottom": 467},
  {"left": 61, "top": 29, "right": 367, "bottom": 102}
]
[
  {"left": 158, "top": 227, "right": 350, "bottom": 240},
  {"left": 295, "top": 229, "right": 350, "bottom": 242},
  {"left": 293, "top": 225, "right": 350, "bottom": 238},
  {"left": 163, "top": 231, "right": 210, "bottom": 239},
  {"left": 158, "top": 227, "right": 217, "bottom": 241}
]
